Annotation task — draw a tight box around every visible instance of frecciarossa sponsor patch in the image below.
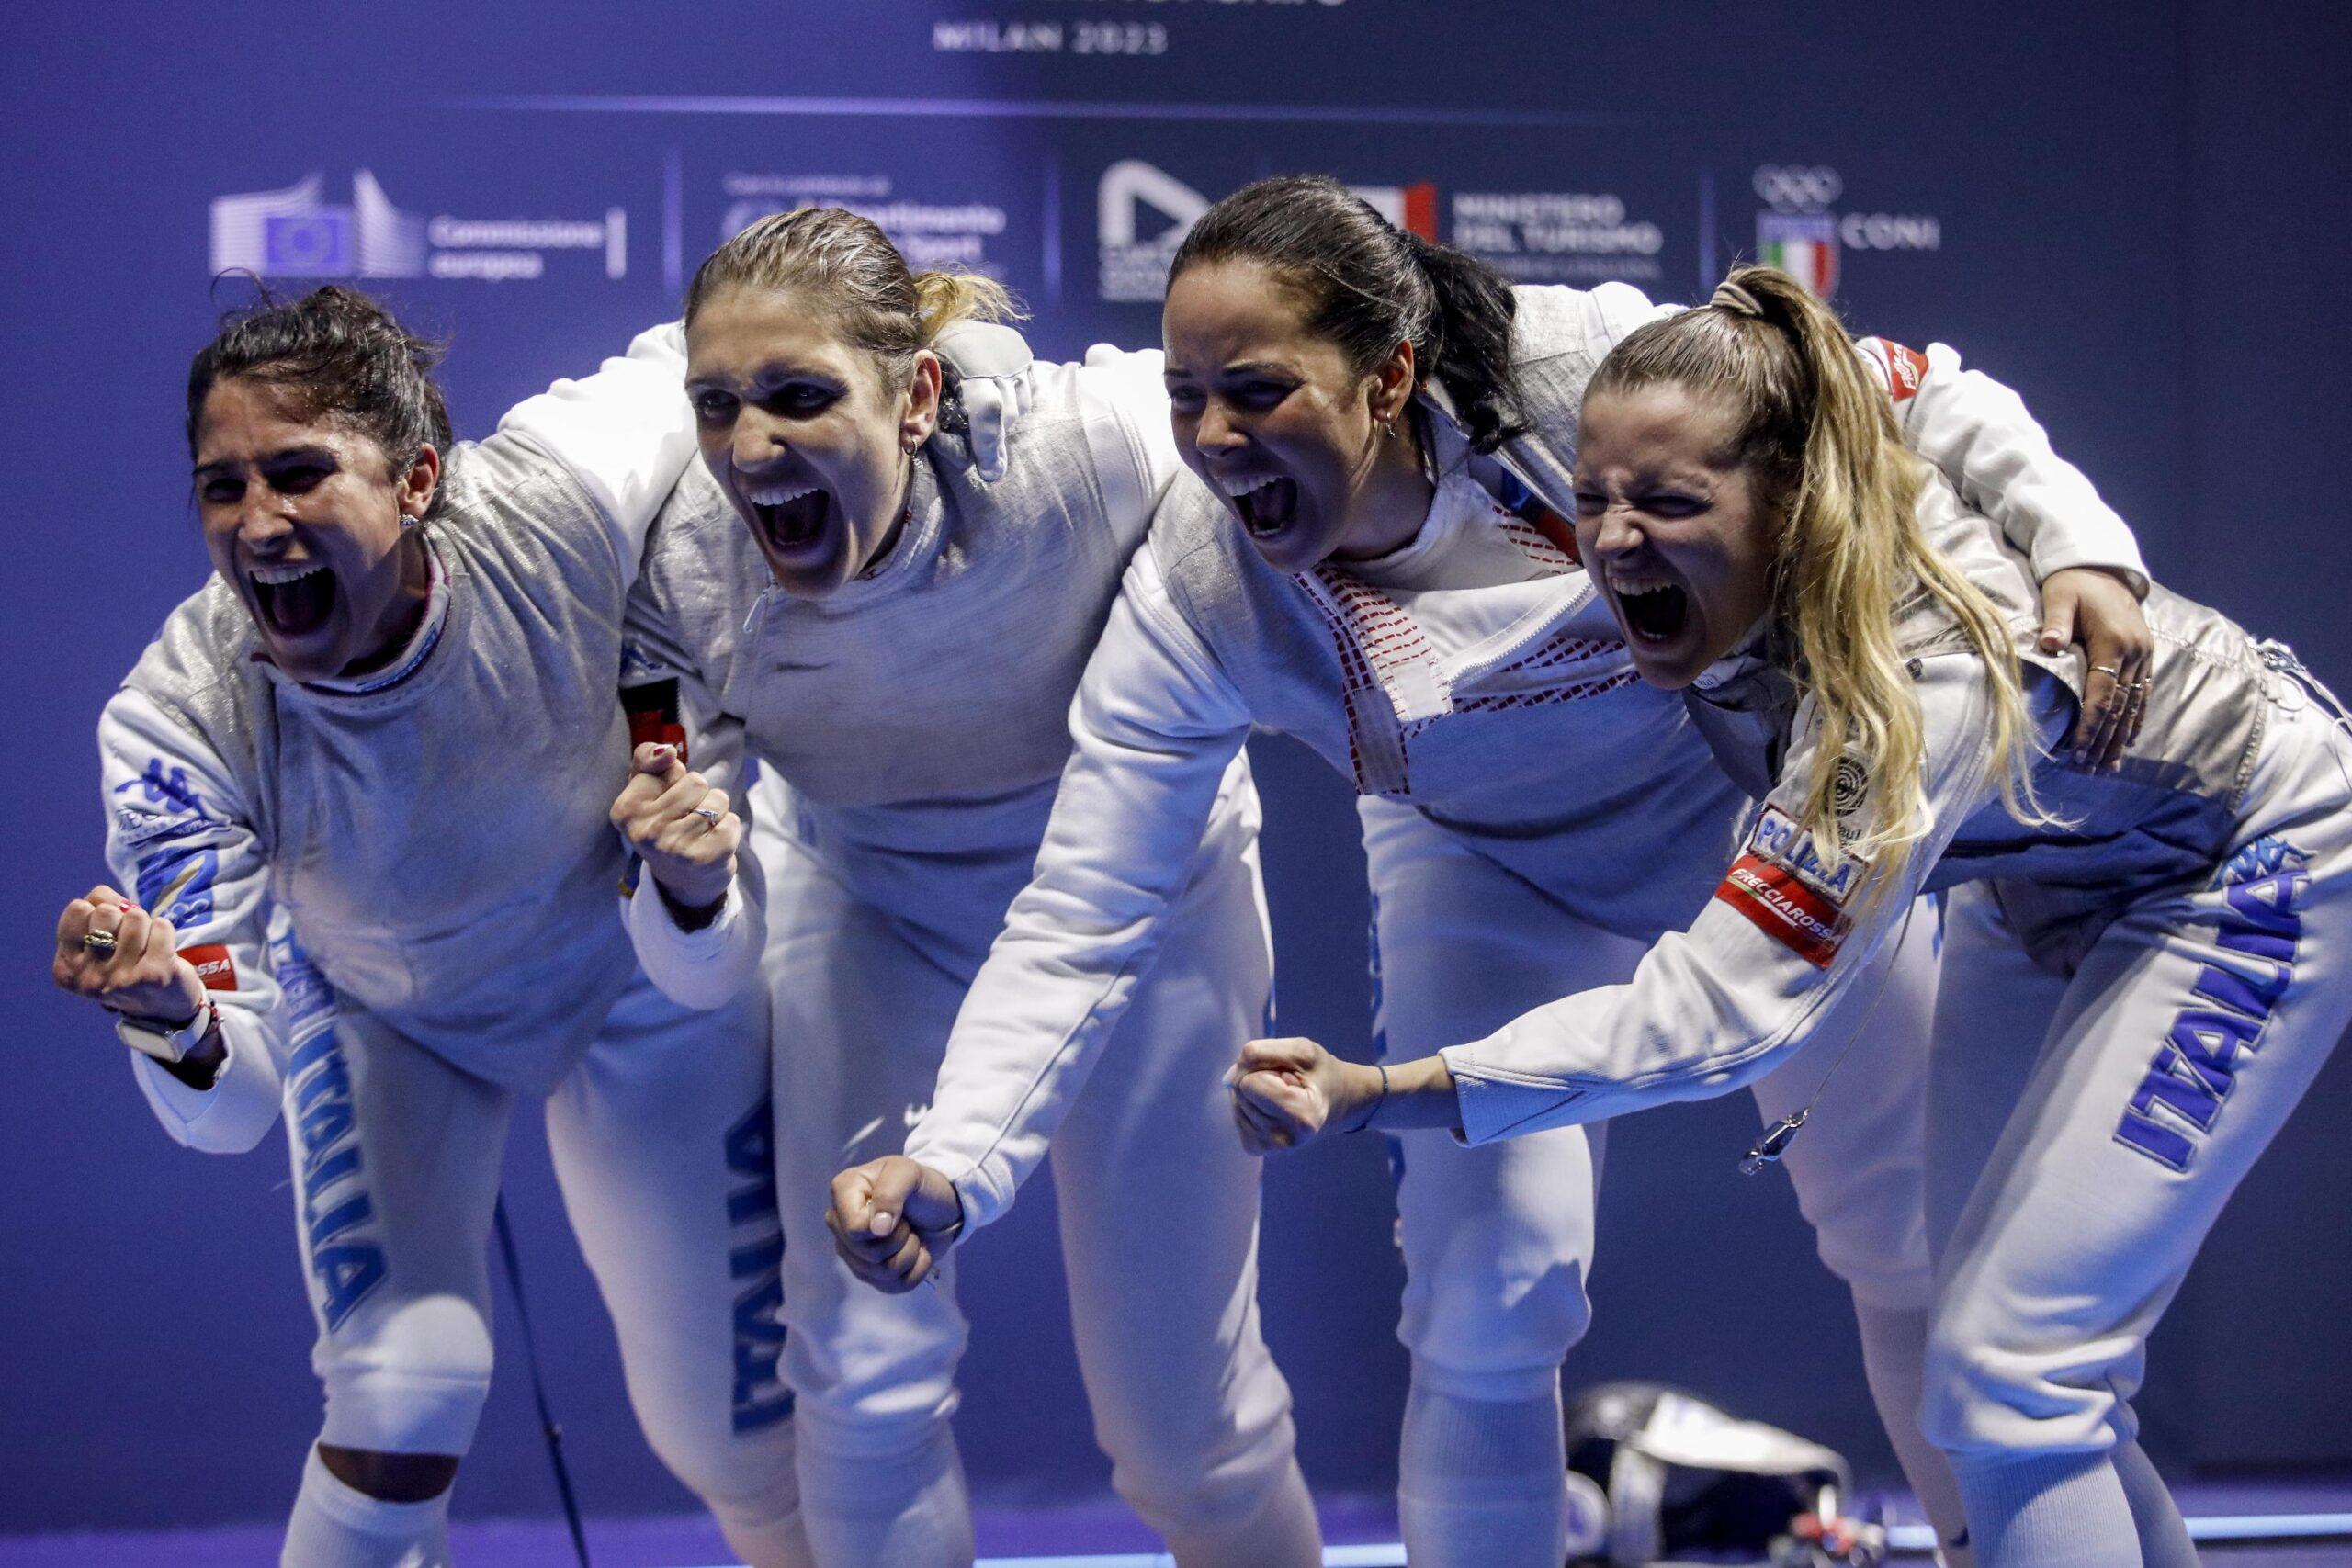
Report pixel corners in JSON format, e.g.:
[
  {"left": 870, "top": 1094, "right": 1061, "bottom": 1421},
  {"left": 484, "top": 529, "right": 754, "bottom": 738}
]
[
  {"left": 1862, "top": 339, "right": 1930, "bottom": 403},
  {"left": 180, "top": 943, "right": 237, "bottom": 991},
  {"left": 1713, "top": 806, "right": 1864, "bottom": 966}
]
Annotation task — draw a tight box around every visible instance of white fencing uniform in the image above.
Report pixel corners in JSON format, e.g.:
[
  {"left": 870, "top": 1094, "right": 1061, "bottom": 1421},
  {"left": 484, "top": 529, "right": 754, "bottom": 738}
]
[
  {"left": 1439, "top": 471, "right": 2352, "bottom": 1567},
  {"left": 900, "top": 284, "right": 2149, "bottom": 1564},
  {"left": 101, "top": 329, "right": 803, "bottom": 1568},
  {"left": 623, "top": 348, "right": 1316, "bottom": 1568}
]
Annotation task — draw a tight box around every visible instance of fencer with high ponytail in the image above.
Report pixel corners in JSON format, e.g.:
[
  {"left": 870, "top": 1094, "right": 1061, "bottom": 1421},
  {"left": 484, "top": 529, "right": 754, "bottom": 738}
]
[
  {"left": 1588, "top": 265, "right": 2042, "bottom": 891},
  {"left": 684, "top": 207, "right": 1022, "bottom": 386},
  {"left": 1169, "top": 175, "right": 1530, "bottom": 452}
]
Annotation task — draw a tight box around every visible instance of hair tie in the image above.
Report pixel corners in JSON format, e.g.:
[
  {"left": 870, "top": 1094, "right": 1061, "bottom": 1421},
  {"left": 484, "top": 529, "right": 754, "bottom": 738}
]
[{"left": 1710, "top": 281, "right": 1766, "bottom": 319}]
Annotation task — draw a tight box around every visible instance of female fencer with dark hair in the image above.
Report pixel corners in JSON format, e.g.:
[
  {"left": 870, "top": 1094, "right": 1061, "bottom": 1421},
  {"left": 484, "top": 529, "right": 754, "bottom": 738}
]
[
  {"left": 614, "top": 208, "right": 1319, "bottom": 1568},
  {"left": 46, "top": 288, "right": 812, "bottom": 1566},
  {"left": 827, "top": 175, "right": 2156, "bottom": 1567},
  {"left": 1233, "top": 263, "right": 2352, "bottom": 1568}
]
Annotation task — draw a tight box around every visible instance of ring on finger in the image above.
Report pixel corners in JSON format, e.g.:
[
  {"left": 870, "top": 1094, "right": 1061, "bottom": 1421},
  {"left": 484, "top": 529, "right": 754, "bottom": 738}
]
[
  {"left": 2091, "top": 663, "right": 2121, "bottom": 679},
  {"left": 690, "top": 806, "right": 722, "bottom": 826},
  {"left": 82, "top": 929, "right": 119, "bottom": 955}
]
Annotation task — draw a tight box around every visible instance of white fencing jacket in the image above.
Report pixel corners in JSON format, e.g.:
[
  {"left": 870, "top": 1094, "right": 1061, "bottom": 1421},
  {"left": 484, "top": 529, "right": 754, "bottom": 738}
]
[
  {"left": 1441, "top": 471, "right": 2279, "bottom": 1144},
  {"left": 102, "top": 326, "right": 696, "bottom": 1152},
  {"left": 901, "top": 283, "right": 2154, "bottom": 1231},
  {"left": 622, "top": 346, "right": 1261, "bottom": 1003}
]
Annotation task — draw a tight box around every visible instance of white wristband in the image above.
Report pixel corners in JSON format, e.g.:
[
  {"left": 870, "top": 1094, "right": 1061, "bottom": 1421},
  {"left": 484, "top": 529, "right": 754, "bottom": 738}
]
[{"left": 115, "top": 998, "right": 219, "bottom": 1065}]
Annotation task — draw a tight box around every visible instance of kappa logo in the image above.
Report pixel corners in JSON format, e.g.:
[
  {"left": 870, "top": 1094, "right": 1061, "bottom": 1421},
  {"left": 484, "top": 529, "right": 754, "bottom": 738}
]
[
  {"left": 1713, "top": 805, "right": 1866, "bottom": 967},
  {"left": 115, "top": 758, "right": 209, "bottom": 818},
  {"left": 1097, "top": 160, "right": 1210, "bottom": 302}
]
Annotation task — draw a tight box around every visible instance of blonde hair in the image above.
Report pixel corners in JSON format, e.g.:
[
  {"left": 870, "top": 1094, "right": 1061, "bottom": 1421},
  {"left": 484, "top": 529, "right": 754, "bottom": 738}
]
[
  {"left": 1587, "top": 265, "right": 2041, "bottom": 894},
  {"left": 684, "top": 207, "right": 1022, "bottom": 386}
]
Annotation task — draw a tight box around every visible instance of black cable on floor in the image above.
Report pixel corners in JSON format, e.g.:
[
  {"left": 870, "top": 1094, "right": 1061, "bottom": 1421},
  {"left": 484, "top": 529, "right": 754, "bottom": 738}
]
[{"left": 493, "top": 1195, "right": 593, "bottom": 1568}]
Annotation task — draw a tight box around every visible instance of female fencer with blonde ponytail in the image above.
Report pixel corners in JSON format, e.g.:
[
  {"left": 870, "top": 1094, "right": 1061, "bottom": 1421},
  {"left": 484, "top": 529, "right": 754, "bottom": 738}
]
[
  {"left": 1237, "top": 264, "right": 2352, "bottom": 1568},
  {"left": 616, "top": 208, "right": 1318, "bottom": 1568},
  {"left": 827, "top": 175, "right": 2163, "bottom": 1568}
]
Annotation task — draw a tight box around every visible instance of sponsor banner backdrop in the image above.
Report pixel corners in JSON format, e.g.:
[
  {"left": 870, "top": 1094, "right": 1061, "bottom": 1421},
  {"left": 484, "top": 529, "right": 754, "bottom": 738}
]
[{"left": 5, "top": 0, "right": 2346, "bottom": 1538}]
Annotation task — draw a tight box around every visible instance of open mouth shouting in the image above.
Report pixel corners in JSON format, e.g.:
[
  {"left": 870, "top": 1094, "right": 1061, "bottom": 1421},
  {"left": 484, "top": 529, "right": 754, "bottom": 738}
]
[
  {"left": 741, "top": 476, "right": 831, "bottom": 558},
  {"left": 1607, "top": 570, "right": 1692, "bottom": 649},
  {"left": 250, "top": 559, "right": 338, "bottom": 640},
  {"left": 1218, "top": 470, "right": 1299, "bottom": 538}
]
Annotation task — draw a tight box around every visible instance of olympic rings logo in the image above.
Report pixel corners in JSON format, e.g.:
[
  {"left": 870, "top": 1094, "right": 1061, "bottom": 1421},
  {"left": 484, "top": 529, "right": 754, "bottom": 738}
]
[{"left": 1752, "top": 165, "right": 1843, "bottom": 211}]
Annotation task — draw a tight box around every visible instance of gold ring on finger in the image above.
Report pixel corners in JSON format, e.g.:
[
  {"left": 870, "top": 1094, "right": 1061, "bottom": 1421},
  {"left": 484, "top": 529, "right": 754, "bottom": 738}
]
[
  {"left": 82, "top": 930, "right": 119, "bottom": 955},
  {"left": 2091, "top": 664, "right": 2121, "bottom": 679}
]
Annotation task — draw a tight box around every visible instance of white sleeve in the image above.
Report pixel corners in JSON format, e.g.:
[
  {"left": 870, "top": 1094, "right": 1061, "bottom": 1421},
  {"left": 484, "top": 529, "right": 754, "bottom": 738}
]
[
  {"left": 616, "top": 572, "right": 766, "bottom": 1010},
  {"left": 1438, "top": 657, "right": 2013, "bottom": 1144},
  {"left": 624, "top": 840, "right": 767, "bottom": 1010},
  {"left": 902, "top": 546, "right": 1252, "bottom": 1229},
  {"left": 1580, "top": 279, "right": 1683, "bottom": 346},
  {"left": 1078, "top": 344, "right": 1184, "bottom": 515},
  {"left": 98, "top": 690, "right": 288, "bottom": 1154},
  {"left": 1857, "top": 337, "right": 2147, "bottom": 594},
  {"left": 493, "top": 322, "right": 696, "bottom": 581}
]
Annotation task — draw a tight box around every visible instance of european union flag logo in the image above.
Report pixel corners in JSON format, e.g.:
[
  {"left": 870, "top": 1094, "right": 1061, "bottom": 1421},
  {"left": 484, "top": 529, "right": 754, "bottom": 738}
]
[{"left": 264, "top": 209, "right": 356, "bottom": 276}]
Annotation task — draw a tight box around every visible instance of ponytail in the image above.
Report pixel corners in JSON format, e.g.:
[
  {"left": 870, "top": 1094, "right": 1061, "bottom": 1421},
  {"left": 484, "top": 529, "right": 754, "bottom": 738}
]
[
  {"left": 911, "top": 268, "right": 1020, "bottom": 345},
  {"left": 1398, "top": 229, "right": 1530, "bottom": 451},
  {"left": 1170, "top": 175, "right": 1530, "bottom": 453},
  {"left": 687, "top": 208, "right": 1023, "bottom": 386},
  {"left": 1589, "top": 265, "right": 2042, "bottom": 897}
]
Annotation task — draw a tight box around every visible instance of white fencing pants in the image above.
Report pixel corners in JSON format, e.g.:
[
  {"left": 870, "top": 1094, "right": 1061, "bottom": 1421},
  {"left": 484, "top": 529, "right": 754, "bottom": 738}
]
[
  {"left": 757, "top": 822, "right": 1311, "bottom": 1568},
  {"left": 1922, "top": 694, "right": 2352, "bottom": 1562},
  {"left": 288, "top": 972, "right": 803, "bottom": 1566},
  {"left": 1361, "top": 798, "right": 1938, "bottom": 1565}
]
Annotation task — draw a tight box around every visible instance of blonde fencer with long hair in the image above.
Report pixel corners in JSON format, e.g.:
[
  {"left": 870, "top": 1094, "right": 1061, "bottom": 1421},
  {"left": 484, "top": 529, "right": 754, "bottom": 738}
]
[{"left": 1237, "top": 265, "right": 2352, "bottom": 1568}]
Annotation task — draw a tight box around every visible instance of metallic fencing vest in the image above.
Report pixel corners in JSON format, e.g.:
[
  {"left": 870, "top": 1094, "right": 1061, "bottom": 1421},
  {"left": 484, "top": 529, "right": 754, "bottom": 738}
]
[
  {"left": 121, "top": 434, "right": 640, "bottom": 1091},
  {"left": 630, "top": 358, "right": 1159, "bottom": 928}
]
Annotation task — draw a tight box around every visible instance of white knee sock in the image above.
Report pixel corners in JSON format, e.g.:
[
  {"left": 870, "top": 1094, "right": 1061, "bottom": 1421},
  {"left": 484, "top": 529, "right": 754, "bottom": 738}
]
[
  {"left": 1853, "top": 1303, "right": 1974, "bottom": 1567},
  {"left": 1397, "top": 1382, "right": 1568, "bottom": 1568},
  {"left": 281, "top": 1448, "right": 453, "bottom": 1568},
  {"left": 795, "top": 1420, "right": 975, "bottom": 1568},
  {"left": 1157, "top": 1455, "right": 1322, "bottom": 1568},
  {"left": 2112, "top": 1439, "right": 2196, "bottom": 1568},
  {"left": 1952, "top": 1450, "right": 2141, "bottom": 1568}
]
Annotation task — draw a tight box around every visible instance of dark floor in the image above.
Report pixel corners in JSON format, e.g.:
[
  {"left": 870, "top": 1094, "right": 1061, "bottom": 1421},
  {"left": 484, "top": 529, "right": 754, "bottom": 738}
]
[{"left": 1, "top": 1486, "right": 2346, "bottom": 1565}]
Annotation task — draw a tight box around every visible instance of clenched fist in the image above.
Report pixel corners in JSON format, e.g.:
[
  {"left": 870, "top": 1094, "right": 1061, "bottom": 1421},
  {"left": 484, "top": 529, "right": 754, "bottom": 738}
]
[
  {"left": 52, "top": 885, "right": 206, "bottom": 1026},
  {"left": 827, "top": 1156, "right": 965, "bottom": 1293},
  {"left": 610, "top": 742, "right": 739, "bottom": 914},
  {"left": 1230, "top": 1036, "right": 1383, "bottom": 1155}
]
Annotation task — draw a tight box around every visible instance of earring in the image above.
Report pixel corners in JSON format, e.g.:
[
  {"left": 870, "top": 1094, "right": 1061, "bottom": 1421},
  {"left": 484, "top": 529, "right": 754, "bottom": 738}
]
[{"left": 399, "top": 513, "right": 419, "bottom": 529}]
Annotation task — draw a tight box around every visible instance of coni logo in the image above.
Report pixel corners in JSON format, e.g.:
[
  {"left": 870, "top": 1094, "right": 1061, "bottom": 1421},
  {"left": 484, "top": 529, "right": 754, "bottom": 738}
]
[{"left": 210, "top": 171, "right": 427, "bottom": 279}]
